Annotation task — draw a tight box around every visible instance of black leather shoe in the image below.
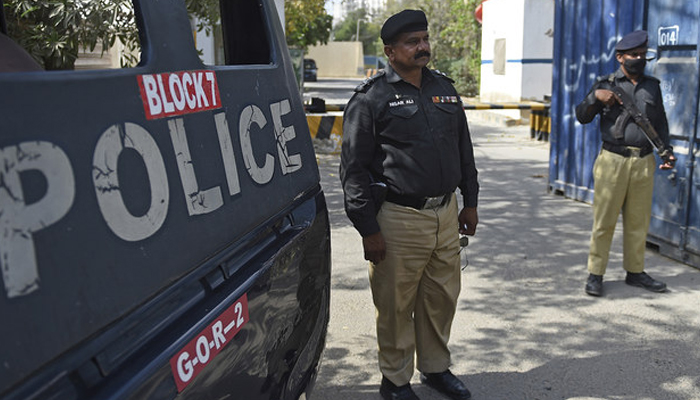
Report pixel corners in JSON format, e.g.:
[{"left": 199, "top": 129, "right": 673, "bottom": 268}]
[
  {"left": 380, "top": 377, "right": 420, "bottom": 400},
  {"left": 420, "top": 370, "right": 471, "bottom": 400},
  {"left": 626, "top": 272, "right": 667, "bottom": 292},
  {"left": 585, "top": 274, "right": 603, "bottom": 296}
]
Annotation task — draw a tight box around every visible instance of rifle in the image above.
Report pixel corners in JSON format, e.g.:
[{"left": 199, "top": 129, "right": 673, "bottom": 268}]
[{"left": 610, "top": 86, "right": 675, "bottom": 166}]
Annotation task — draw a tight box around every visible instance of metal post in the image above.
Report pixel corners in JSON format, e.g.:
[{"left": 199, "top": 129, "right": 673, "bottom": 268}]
[{"left": 356, "top": 18, "right": 364, "bottom": 41}]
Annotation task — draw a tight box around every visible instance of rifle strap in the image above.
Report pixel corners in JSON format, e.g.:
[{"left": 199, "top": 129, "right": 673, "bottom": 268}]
[{"left": 607, "top": 74, "right": 628, "bottom": 140}]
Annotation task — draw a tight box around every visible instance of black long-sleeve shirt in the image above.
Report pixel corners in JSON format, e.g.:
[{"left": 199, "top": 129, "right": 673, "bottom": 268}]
[
  {"left": 575, "top": 68, "right": 671, "bottom": 149},
  {"left": 340, "top": 64, "right": 479, "bottom": 237}
]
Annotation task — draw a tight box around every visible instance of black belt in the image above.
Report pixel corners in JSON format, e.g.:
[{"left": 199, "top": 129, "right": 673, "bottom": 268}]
[
  {"left": 386, "top": 190, "right": 451, "bottom": 210},
  {"left": 602, "top": 142, "right": 653, "bottom": 158}
]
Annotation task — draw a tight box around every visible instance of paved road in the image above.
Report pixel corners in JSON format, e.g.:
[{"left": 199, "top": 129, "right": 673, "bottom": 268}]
[{"left": 311, "top": 121, "right": 700, "bottom": 400}]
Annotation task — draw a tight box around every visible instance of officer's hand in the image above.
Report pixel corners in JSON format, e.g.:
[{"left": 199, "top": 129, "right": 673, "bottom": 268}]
[
  {"left": 362, "top": 231, "right": 386, "bottom": 264},
  {"left": 458, "top": 207, "right": 478, "bottom": 236},
  {"left": 660, "top": 153, "right": 676, "bottom": 170},
  {"left": 595, "top": 89, "right": 622, "bottom": 107}
]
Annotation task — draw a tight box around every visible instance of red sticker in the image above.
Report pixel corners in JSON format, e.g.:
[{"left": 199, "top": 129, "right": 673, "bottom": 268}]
[
  {"left": 170, "top": 294, "right": 249, "bottom": 392},
  {"left": 137, "top": 70, "right": 222, "bottom": 120}
]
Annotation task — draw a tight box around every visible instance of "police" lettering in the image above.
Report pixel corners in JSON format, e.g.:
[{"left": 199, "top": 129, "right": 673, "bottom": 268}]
[
  {"left": 0, "top": 99, "right": 302, "bottom": 297},
  {"left": 0, "top": 142, "right": 75, "bottom": 298}
]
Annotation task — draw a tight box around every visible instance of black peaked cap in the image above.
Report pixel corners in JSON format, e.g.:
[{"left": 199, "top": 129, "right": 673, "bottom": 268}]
[
  {"left": 616, "top": 30, "right": 648, "bottom": 51},
  {"left": 381, "top": 9, "right": 428, "bottom": 44}
]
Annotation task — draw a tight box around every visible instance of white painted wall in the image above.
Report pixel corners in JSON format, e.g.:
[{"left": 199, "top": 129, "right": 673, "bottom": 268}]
[
  {"left": 521, "top": 0, "right": 554, "bottom": 100},
  {"left": 479, "top": 0, "right": 554, "bottom": 117},
  {"left": 481, "top": 0, "right": 523, "bottom": 103},
  {"left": 306, "top": 42, "right": 365, "bottom": 78}
]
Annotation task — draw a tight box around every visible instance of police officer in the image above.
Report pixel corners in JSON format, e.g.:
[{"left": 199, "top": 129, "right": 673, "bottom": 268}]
[
  {"left": 340, "top": 9, "right": 478, "bottom": 400},
  {"left": 576, "top": 30, "right": 675, "bottom": 297}
]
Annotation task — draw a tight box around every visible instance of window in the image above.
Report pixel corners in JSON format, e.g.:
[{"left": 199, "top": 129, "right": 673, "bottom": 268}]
[{"left": 190, "top": 0, "right": 272, "bottom": 66}]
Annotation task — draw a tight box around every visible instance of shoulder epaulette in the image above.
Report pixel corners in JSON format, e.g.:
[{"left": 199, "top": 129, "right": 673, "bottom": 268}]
[
  {"left": 354, "top": 70, "right": 386, "bottom": 93},
  {"left": 432, "top": 69, "right": 455, "bottom": 83}
]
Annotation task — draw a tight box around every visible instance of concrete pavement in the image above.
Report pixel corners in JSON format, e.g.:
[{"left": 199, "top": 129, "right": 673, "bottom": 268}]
[{"left": 311, "top": 119, "right": 700, "bottom": 400}]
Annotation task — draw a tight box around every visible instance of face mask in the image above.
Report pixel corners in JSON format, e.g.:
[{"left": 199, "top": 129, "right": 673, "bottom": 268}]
[{"left": 624, "top": 58, "right": 646, "bottom": 75}]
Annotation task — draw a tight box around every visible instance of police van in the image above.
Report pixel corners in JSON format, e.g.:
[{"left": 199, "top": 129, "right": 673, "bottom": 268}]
[{"left": 0, "top": 0, "right": 330, "bottom": 399}]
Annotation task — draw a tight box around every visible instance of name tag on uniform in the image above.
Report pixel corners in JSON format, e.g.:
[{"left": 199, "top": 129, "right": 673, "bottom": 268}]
[
  {"left": 432, "top": 96, "right": 460, "bottom": 104},
  {"left": 389, "top": 98, "right": 416, "bottom": 107}
]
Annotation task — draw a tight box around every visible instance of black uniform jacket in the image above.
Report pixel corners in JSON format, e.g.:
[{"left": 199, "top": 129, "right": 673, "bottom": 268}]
[
  {"left": 575, "top": 68, "right": 671, "bottom": 150},
  {"left": 340, "top": 64, "right": 479, "bottom": 237}
]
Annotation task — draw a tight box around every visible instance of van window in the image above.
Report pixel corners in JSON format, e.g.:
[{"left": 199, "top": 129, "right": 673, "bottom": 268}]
[
  {"left": 190, "top": 0, "right": 272, "bottom": 66},
  {"left": 1, "top": 0, "right": 141, "bottom": 70}
]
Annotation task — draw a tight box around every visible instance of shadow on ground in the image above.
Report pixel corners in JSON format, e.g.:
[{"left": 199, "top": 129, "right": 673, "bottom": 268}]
[{"left": 312, "top": 124, "right": 700, "bottom": 400}]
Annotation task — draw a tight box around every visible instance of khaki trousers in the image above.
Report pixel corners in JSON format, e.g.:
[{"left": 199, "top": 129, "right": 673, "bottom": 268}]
[
  {"left": 587, "top": 149, "right": 655, "bottom": 275},
  {"left": 370, "top": 194, "right": 461, "bottom": 386}
]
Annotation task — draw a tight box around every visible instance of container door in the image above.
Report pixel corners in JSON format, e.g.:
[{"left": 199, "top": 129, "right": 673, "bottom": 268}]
[
  {"left": 646, "top": 1, "right": 700, "bottom": 259},
  {"left": 549, "top": 0, "right": 645, "bottom": 204},
  {"left": 688, "top": 139, "right": 700, "bottom": 257}
]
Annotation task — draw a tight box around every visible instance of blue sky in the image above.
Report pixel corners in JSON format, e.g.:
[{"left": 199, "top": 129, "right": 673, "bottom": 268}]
[{"left": 325, "top": 0, "right": 337, "bottom": 16}]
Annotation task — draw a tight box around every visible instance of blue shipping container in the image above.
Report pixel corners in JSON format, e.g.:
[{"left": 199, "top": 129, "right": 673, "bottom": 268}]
[{"left": 549, "top": 0, "right": 700, "bottom": 267}]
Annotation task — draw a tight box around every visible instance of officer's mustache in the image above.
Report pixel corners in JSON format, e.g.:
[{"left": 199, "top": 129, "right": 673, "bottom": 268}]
[{"left": 415, "top": 51, "right": 431, "bottom": 59}]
